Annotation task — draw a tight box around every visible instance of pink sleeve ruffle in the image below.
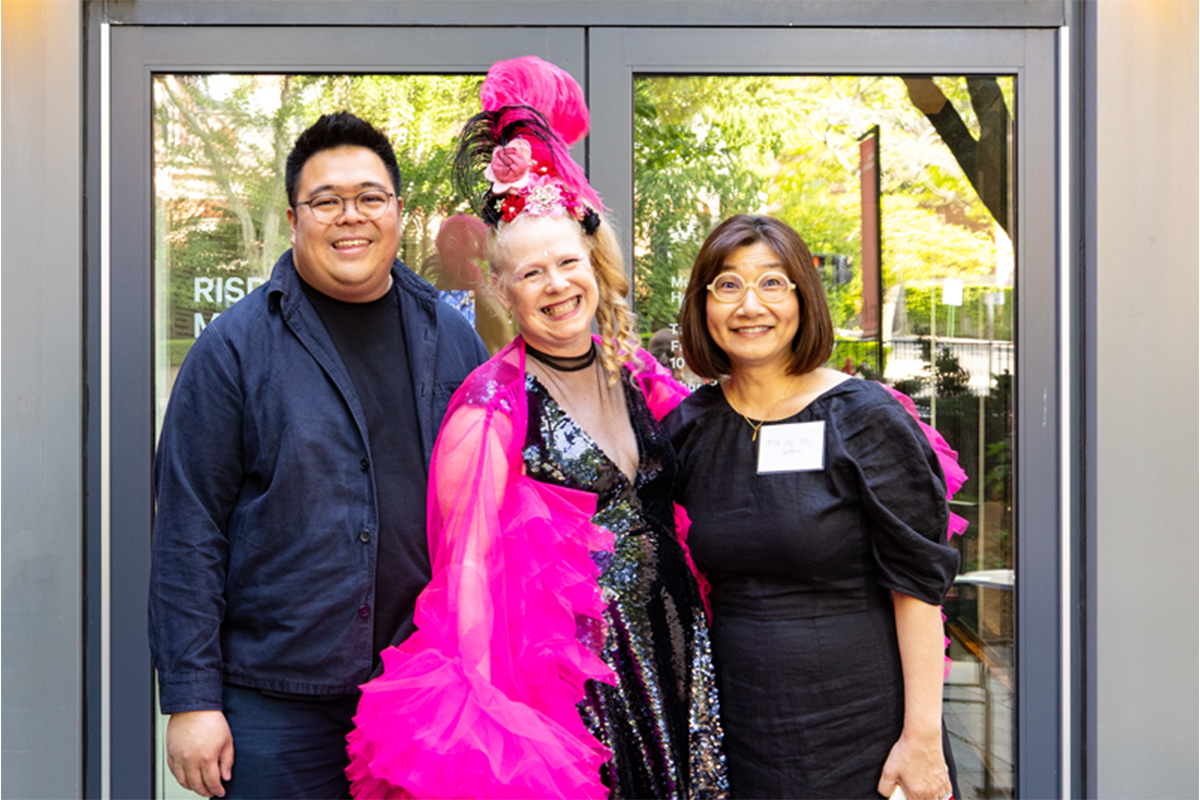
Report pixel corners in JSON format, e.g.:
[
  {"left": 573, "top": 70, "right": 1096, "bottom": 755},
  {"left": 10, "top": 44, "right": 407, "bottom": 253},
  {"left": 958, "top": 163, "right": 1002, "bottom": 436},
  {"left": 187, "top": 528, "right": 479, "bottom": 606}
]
[
  {"left": 347, "top": 341, "right": 615, "bottom": 799},
  {"left": 879, "top": 384, "right": 970, "bottom": 540},
  {"left": 879, "top": 383, "right": 970, "bottom": 681},
  {"left": 626, "top": 345, "right": 691, "bottom": 423}
]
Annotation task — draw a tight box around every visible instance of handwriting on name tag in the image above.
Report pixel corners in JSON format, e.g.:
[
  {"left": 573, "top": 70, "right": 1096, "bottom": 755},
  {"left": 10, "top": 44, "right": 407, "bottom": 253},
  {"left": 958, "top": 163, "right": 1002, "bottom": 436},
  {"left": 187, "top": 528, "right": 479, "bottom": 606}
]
[{"left": 757, "top": 420, "right": 825, "bottom": 474}]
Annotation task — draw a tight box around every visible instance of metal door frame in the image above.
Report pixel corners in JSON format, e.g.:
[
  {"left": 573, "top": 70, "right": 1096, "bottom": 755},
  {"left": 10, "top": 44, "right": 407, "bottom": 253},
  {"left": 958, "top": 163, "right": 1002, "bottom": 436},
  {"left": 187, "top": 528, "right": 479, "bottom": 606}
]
[
  {"left": 587, "top": 28, "right": 1062, "bottom": 800},
  {"left": 92, "top": 12, "right": 1069, "bottom": 799}
]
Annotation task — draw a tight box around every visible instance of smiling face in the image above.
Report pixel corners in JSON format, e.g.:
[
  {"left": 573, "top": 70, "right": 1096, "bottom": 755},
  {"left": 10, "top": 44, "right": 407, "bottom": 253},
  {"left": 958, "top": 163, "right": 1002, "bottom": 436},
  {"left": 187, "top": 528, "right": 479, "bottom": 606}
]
[
  {"left": 705, "top": 241, "right": 800, "bottom": 374},
  {"left": 287, "top": 145, "right": 402, "bottom": 303},
  {"left": 492, "top": 214, "right": 599, "bottom": 357}
]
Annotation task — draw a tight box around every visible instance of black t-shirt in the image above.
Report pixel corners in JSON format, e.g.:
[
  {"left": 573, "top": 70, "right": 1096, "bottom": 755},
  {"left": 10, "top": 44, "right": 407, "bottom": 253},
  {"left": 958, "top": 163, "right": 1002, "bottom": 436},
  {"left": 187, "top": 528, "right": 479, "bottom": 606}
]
[{"left": 300, "top": 278, "right": 430, "bottom": 670}]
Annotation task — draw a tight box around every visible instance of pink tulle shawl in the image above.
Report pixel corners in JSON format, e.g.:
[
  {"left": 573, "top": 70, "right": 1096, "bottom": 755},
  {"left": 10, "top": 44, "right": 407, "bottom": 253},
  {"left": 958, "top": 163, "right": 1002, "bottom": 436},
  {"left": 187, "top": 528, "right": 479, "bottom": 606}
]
[{"left": 346, "top": 337, "right": 691, "bottom": 799}]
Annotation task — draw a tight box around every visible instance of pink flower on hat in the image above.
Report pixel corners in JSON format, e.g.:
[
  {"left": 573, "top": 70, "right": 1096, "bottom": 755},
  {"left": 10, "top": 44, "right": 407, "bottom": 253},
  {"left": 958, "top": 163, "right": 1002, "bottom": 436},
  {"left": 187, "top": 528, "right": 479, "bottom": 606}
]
[
  {"left": 484, "top": 138, "right": 533, "bottom": 194},
  {"left": 521, "top": 175, "right": 567, "bottom": 217}
]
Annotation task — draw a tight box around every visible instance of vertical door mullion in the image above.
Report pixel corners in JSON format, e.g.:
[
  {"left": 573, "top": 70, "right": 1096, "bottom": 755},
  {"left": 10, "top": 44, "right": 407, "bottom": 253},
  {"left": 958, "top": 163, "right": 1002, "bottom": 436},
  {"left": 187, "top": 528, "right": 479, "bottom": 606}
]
[{"left": 1014, "top": 27, "right": 1063, "bottom": 800}]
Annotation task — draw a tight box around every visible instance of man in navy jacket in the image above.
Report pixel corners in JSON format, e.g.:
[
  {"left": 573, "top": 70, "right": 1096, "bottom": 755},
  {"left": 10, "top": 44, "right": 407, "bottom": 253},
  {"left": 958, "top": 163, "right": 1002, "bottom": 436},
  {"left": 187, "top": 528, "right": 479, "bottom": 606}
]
[{"left": 149, "top": 112, "right": 488, "bottom": 798}]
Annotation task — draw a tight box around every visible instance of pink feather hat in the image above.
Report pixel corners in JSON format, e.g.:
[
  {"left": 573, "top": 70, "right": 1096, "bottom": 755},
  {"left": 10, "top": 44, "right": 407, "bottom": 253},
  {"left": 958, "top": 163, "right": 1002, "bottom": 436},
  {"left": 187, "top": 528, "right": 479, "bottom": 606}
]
[{"left": 454, "top": 56, "right": 603, "bottom": 230}]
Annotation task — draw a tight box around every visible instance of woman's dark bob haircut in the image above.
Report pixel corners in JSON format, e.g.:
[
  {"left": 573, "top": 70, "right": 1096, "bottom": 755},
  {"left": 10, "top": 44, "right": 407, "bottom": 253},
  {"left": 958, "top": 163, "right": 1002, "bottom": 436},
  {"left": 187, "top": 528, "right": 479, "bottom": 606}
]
[{"left": 679, "top": 214, "right": 834, "bottom": 380}]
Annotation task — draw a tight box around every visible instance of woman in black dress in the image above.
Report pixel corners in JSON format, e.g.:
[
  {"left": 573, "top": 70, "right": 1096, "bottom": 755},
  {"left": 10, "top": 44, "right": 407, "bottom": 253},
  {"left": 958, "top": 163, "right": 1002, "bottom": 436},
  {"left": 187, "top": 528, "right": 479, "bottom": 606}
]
[{"left": 664, "top": 215, "right": 960, "bottom": 800}]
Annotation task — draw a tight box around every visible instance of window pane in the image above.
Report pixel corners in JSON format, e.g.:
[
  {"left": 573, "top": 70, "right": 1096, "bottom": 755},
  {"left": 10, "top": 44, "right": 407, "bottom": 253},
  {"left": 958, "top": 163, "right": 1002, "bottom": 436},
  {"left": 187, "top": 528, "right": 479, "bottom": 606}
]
[
  {"left": 152, "top": 72, "right": 514, "bottom": 422},
  {"left": 634, "top": 74, "right": 1015, "bottom": 799},
  {"left": 150, "top": 71, "right": 505, "bottom": 799}
]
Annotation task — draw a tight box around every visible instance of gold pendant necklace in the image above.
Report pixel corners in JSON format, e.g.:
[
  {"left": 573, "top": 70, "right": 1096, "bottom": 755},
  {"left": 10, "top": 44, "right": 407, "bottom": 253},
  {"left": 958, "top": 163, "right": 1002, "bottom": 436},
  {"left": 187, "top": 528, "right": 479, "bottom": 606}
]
[{"left": 726, "top": 374, "right": 798, "bottom": 441}]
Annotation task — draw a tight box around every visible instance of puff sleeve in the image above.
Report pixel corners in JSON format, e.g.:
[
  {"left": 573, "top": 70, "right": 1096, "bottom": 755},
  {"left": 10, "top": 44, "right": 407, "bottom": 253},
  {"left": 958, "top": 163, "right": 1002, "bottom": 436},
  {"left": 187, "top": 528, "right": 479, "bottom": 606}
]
[{"left": 841, "top": 389, "right": 961, "bottom": 605}]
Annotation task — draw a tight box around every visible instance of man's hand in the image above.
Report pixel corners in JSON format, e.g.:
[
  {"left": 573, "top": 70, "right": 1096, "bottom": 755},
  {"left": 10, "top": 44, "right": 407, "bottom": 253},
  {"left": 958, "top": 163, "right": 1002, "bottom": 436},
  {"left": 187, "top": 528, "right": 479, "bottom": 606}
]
[{"left": 166, "top": 710, "right": 234, "bottom": 798}]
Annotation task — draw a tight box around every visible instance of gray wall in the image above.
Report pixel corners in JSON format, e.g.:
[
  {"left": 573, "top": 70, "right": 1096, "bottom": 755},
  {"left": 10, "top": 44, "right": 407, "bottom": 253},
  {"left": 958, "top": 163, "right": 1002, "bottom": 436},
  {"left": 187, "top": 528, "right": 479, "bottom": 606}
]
[
  {"left": 1, "top": 0, "right": 85, "bottom": 798},
  {"left": 1092, "top": 1, "right": 1199, "bottom": 796}
]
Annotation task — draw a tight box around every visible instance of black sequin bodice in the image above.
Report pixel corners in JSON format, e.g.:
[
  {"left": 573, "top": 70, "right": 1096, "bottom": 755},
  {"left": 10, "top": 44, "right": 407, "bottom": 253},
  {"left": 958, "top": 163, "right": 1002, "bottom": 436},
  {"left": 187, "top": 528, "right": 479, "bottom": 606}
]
[{"left": 524, "top": 370, "right": 727, "bottom": 799}]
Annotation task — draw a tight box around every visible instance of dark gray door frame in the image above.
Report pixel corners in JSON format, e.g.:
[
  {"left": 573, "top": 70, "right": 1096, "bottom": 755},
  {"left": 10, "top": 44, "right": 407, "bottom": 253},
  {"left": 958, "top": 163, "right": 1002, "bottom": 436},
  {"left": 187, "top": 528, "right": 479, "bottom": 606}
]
[
  {"left": 102, "top": 0, "right": 1065, "bottom": 29},
  {"left": 587, "top": 27, "right": 1063, "bottom": 800},
  {"left": 90, "top": 10, "right": 1072, "bottom": 799}
]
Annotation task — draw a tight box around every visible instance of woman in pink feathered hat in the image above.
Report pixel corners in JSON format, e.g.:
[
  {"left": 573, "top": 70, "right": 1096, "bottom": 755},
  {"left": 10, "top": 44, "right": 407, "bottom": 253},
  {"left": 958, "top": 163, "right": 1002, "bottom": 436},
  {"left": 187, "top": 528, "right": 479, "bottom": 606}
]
[{"left": 345, "top": 56, "right": 728, "bottom": 800}]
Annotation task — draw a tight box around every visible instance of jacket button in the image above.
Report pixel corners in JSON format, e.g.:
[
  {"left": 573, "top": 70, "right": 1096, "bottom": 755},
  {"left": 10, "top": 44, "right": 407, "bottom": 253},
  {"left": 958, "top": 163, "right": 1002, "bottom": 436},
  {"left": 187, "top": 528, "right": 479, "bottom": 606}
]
[
  {"left": 359, "top": 530, "right": 371, "bottom": 543},
  {"left": 358, "top": 605, "right": 370, "bottom": 618},
  {"left": 360, "top": 458, "right": 369, "bottom": 471}
]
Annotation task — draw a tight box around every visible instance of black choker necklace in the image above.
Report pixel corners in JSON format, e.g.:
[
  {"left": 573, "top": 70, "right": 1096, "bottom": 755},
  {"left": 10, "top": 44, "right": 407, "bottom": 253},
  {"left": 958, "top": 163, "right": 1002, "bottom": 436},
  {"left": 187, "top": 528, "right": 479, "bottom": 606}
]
[{"left": 525, "top": 342, "right": 597, "bottom": 372}]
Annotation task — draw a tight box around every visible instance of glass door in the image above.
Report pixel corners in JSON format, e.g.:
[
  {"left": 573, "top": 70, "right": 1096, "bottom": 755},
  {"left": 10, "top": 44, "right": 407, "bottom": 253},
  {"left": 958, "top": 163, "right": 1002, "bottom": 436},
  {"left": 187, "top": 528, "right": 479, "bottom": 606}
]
[
  {"left": 151, "top": 73, "right": 514, "bottom": 798},
  {"left": 589, "top": 27, "right": 1060, "bottom": 799},
  {"left": 109, "top": 26, "right": 584, "bottom": 798},
  {"left": 633, "top": 71, "right": 1015, "bottom": 798}
]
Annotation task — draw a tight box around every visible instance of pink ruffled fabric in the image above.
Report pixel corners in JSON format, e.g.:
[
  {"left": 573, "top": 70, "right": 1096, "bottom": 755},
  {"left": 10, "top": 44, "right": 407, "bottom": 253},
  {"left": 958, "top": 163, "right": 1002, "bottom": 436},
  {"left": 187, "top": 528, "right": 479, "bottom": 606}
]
[
  {"left": 879, "top": 384, "right": 970, "bottom": 680},
  {"left": 879, "top": 385, "right": 969, "bottom": 540},
  {"left": 346, "top": 338, "right": 692, "bottom": 799}
]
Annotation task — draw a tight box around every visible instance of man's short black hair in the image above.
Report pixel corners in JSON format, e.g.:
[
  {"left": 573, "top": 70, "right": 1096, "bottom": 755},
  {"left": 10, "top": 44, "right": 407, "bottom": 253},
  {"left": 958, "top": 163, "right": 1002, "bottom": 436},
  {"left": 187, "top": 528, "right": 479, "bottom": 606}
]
[{"left": 285, "top": 112, "right": 402, "bottom": 206}]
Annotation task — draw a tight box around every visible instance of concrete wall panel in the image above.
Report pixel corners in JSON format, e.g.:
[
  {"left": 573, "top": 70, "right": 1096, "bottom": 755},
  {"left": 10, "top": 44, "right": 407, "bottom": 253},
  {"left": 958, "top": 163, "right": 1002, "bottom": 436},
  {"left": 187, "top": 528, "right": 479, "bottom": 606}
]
[
  {"left": 1, "top": 0, "right": 85, "bottom": 798},
  {"left": 1094, "top": 1, "right": 1199, "bottom": 796}
]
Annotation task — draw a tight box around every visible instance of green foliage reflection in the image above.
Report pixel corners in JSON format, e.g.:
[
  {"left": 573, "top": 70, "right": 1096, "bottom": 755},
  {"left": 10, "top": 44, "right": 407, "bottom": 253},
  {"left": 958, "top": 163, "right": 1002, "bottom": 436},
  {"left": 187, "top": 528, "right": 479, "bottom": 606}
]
[
  {"left": 632, "top": 75, "right": 1013, "bottom": 341},
  {"left": 154, "top": 73, "right": 482, "bottom": 346}
]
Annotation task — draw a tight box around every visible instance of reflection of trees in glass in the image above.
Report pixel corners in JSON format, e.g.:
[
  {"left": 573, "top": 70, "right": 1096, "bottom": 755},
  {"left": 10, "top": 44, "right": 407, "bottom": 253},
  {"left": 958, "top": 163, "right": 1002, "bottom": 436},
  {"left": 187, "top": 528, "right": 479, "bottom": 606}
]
[
  {"left": 632, "top": 77, "right": 783, "bottom": 333},
  {"left": 935, "top": 346, "right": 972, "bottom": 397},
  {"left": 890, "top": 343, "right": 974, "bottom": 399},
  {"left": 903, "top": 77, "right": 1012, "bottom": 237},
  {"left": 157, "top": 75, "right": 301, "bottom": 275},
  {"left": 954, "top": 370, "right": 1014, "bottom": 575},
  {"left": 632, "top": 76, "right": 1018, "bottom": 595},
  {"left": 632, "top": 75, "right": 1012, "bottom": 337},
  {"left": 902, "top": 285, "right": 1014, "bottom": 340},
  {"left": 154, "top": 73, "right": 483, "bottom": 345}
]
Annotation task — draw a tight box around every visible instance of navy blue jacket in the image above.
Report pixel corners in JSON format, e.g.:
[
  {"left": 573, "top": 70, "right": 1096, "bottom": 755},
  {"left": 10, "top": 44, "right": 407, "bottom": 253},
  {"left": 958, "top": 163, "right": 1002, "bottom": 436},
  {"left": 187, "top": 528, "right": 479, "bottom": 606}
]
[{"left": 149, "top": 250, "right": 488, "bottom": 713}]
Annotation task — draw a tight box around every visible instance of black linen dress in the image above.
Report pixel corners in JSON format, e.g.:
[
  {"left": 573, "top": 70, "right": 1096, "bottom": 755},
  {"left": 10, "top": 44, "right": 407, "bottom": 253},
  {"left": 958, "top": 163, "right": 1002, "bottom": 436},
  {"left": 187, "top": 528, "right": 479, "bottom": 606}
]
[
  {"left": 664, "top": 379, "right": 960, "bottom": 800},
  {"left": 524, "top": 370, "right": 728, "bottom": 799}
]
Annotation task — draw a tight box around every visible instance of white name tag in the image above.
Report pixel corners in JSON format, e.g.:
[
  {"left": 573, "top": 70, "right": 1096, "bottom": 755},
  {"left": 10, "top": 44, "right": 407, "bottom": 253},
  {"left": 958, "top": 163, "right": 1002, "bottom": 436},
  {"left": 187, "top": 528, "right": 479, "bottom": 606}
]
[{"left": 757, "top": 421, "right": 826, "bottom": 474}]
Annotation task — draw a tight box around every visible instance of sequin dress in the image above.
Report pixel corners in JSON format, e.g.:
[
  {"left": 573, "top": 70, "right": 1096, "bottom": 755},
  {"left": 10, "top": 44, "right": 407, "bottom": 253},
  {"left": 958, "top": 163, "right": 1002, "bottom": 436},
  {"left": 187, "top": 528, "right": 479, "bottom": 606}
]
[{"left": 524, "top": 371, "right": 728, "bottom": 800}]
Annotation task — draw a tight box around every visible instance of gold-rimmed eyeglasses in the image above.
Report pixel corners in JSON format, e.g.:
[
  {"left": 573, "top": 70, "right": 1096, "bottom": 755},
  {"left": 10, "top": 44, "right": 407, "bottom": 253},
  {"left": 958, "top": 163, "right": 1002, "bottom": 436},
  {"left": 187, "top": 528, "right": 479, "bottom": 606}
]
[
  {"left": 706, "top": 271, "right": 797, "bottom": 304},
  {"left": 294, "top": 190, "right": 394, "bottom": 223}
]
